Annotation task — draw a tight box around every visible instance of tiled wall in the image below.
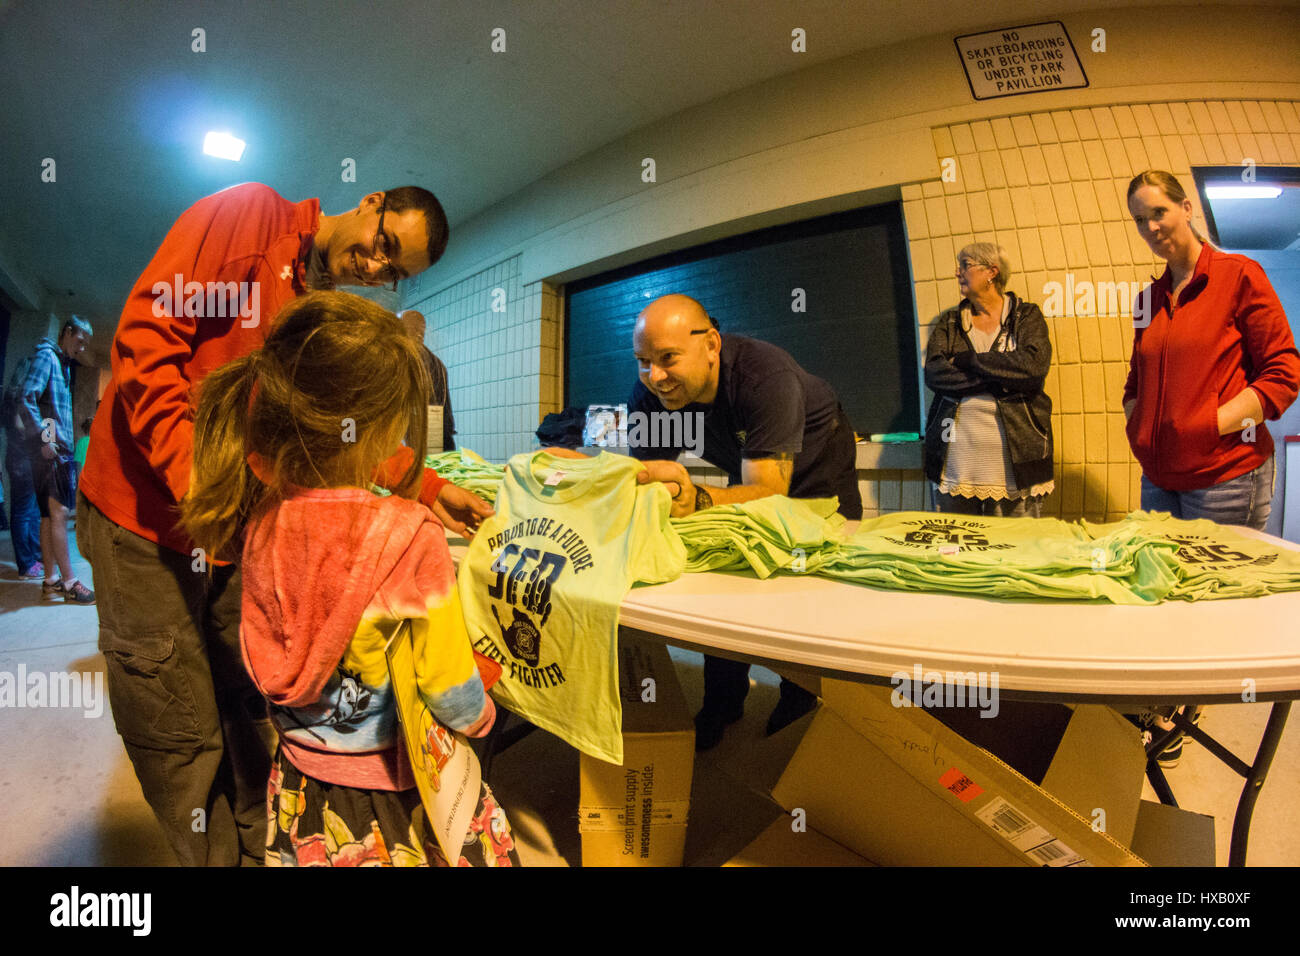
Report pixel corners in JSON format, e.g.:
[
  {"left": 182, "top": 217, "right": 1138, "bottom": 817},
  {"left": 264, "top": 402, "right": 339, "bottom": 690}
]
[
  {"left": 536, "top": 281, "right": 563, "bottom": 426},
  {"left": 406, "top": 256, "right": 563, "bottom": 461},
  {"left": 908, "top": 99, "right": 1300, "bottom": 522},
  {"left": 860, "top": 469, "right": 927, "bottom": 519},
  {"left": 410, "top": 98, "right": 1300, "bottom": 520}
]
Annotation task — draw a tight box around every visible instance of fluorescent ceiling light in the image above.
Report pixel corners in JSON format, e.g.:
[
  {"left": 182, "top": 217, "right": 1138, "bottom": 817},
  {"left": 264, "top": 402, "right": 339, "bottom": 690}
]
[
  {"left": 203, "top": 131, "right": 246, "bottom": 161},
  {"left": 1204, "top": 185, "right": 1283, "bottom": 199}
]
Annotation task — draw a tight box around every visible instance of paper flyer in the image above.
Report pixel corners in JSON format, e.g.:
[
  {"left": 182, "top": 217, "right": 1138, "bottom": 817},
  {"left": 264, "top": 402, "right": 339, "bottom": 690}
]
[{"left": 385, "top": 621, "right": 481, "bottom": 863}]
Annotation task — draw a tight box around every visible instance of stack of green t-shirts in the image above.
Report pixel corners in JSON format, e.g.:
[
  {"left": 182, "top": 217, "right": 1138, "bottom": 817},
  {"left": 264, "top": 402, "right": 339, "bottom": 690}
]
[
  {"left": 670, "top": 496, "right": 846, "bottom": 578},
  {"left": 817, "top": 511, "right": 1180, "bottom": 605},
  {"left": 1084, "top": 511, "right": 1300, "bottom": 601},
  {"left": 425, "top": 448, "right": 506, "bottom": 504}
]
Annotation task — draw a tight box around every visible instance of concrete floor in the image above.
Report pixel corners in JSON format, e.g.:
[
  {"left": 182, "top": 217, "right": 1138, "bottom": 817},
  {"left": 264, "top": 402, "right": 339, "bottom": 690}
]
[{"left": 0, "top": 531, "right": 1296, "bottom": 866}]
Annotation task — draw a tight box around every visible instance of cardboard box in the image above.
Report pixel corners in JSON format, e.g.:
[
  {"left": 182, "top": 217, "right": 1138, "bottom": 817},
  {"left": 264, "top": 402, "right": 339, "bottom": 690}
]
[
  {"left": 579, "top": 639, "right": 694, "bottom": 866},
  {"left": 1130, "top": 800, "right": 1216, "bottom": 867},
  {"left": 724, "top": 817, "right": 874, "bottom": 867},
  {"left": 772, "top": 680, "right": 1150, "bottom": 866}
]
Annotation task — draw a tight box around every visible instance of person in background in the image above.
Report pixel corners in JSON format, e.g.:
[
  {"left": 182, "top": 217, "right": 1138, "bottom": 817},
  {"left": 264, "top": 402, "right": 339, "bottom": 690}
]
[
  {"left": 17, "top": 316, "right": 94, "bottom": 603},
  {"left": 1124, "top": 169, "right": 1299, "bottom": 528},
  {"left": 1123, "top": 169, "right": 1300, "bottom": 765},
  {"left": 400, "top": 310, "right": 456, "bottom": 452},
  {"left": 77, "top": 182, "right": 487, "bottom": 866},
  {"left": 183, "top": 291, "right": 515, "bottom": 866},
  {"left": 74, "top": 416, "right": 93, "bottom": 474},
  {"left": 3, "top": 357, "right": 43, "bottom": 578},
  {"left": 923, "top": 243, "right": 1055, "bottom": 517}
]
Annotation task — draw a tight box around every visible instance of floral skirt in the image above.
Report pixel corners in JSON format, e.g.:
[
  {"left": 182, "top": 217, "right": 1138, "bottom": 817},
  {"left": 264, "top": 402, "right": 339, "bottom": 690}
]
[{"left": 265, "top": 746, "right": 520, "bottom": 867}]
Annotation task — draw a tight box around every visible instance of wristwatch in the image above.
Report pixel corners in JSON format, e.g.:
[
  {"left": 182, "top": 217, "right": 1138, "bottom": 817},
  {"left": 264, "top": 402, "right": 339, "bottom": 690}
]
[{"left": 694, "top": 485, "right": 713, "bottom": 512}]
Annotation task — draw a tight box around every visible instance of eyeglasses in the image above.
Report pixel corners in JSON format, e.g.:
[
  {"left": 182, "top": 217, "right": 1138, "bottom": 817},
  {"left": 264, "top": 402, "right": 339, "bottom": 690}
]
[
  {"left": 370, "top": 196, "right": 400, "bottom": 292},
  {"left": 956, "top": 259, "right": 987, "bottom": 273}
]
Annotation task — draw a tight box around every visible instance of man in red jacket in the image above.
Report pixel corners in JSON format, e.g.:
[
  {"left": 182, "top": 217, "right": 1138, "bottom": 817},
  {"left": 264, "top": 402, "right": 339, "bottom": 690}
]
[{"left": 77, "top": 182, "right": 489, "bottom": 866}]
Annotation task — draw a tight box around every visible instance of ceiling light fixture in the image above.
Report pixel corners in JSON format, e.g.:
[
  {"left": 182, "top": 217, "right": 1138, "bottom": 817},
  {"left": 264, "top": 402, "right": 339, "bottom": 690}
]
[
  {"left": 203, "top": 131, "right": 246, "bottom": 161},
  {"left": 1204, "top": 185, "right": 1283, "bottom": 199}
]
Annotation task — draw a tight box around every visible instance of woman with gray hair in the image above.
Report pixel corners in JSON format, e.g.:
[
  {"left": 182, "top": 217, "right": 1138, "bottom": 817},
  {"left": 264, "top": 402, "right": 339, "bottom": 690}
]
[{"left": 923, "top": 242, "right": 1055, "bottom": 516}]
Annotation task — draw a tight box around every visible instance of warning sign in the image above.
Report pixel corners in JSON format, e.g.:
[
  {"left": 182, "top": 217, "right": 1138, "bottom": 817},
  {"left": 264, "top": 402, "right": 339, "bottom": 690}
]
[{"left": 954, "top": 21, "right": 1088, "bottom": 100}]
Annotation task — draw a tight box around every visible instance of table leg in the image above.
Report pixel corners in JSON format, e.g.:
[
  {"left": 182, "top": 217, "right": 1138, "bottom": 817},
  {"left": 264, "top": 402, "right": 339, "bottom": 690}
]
[
  {"left": 1228, "top": 701, "right": 1291, "bottom": 868},
  {"left": 1144, "top": 702, "right": 1291, "bottom": 867},
  {"left": 1144, "top": 756, "right": 1179, "bottom": 809}
]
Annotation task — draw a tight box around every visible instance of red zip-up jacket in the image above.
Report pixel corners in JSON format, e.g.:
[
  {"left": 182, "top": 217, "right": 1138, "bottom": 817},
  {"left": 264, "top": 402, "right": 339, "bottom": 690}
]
[
  {"left": 81, "top": 183, "right": 447, "bottom": 555},
  {"left": 1124, "top": 243, "right": 1300, "bottom": 491}
]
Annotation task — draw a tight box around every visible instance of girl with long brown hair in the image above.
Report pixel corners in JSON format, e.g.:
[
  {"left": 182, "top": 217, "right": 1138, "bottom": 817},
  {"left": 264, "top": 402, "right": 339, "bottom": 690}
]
[{"left": 183, "top": 291, "right": 517, "bottom": 866}]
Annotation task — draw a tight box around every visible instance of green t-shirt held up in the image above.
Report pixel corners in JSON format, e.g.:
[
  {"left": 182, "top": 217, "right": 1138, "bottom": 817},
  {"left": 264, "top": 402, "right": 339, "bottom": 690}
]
[{"left": 457, "top": 451, "right": 686, "bottom": 764}]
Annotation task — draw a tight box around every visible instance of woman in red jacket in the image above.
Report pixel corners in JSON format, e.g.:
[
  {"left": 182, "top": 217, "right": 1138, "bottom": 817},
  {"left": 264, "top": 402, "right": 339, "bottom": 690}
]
[
  {"left": 1124, "top": 170, "right": 1300, "bottom": 765},
  {"left": 1124, "top": 170, "right": 1300, "bottom": 530}
]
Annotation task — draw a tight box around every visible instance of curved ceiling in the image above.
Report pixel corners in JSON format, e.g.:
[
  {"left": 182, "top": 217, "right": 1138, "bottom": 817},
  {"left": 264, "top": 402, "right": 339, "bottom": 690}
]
[{"left": 0, "top": 0, "right": 1289, "bottom": 327}]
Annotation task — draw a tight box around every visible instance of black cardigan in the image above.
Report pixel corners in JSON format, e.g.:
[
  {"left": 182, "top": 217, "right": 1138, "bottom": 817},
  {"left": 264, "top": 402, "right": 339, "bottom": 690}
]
[{"left": 922, "top": 292, "right": 1055, "bottom": 492}]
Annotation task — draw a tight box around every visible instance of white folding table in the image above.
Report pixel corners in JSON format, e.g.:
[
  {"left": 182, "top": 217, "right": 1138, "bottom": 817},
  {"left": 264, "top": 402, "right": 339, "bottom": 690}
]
[{"left": 455, "top": 527, "right": 1300, "bottom": 865}]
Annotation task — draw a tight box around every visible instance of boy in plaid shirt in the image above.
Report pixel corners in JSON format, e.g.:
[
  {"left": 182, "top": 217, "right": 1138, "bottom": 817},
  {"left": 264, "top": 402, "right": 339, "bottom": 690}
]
[{"left": 17, "top": 316, "right": 94, "bottom": 603}]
